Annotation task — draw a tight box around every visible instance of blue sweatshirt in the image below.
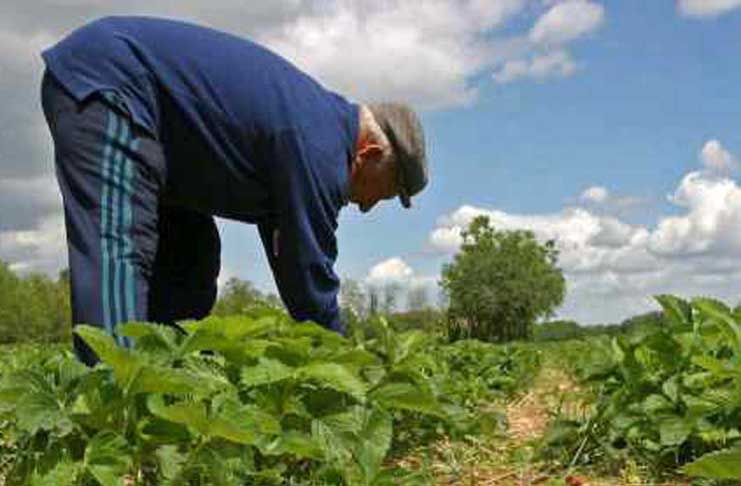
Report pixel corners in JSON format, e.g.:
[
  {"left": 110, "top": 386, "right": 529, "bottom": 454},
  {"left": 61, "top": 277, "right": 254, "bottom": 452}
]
[{"left": 42, "top": 16, "right": 359, "bottom": 333}]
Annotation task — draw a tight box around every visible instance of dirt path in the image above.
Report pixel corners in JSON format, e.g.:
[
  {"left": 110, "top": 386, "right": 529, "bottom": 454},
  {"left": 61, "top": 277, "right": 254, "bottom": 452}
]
[
  {"left": 506, "top": 363, "right": 582, "bottom": 444},
  {"left": 423, "top": 358, "right": 592, "bottom": 485},
  {"left": 397, "top": 356, "right": 675, "bottom": 485}
]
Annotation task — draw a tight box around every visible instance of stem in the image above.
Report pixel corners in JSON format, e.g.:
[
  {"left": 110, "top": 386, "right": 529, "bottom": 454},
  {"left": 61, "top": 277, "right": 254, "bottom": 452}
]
[
  {"left": 568, "top": 413, "right": 594, "bottom": 472},
  {"left": 567, "top": 386, "right": 608, "bottom": 474}
]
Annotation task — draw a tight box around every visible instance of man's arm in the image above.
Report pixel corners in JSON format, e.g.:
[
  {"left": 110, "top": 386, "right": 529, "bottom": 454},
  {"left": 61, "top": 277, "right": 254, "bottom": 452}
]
[{"left": 257, "top": 129, "right": 345, "bottom": 333}]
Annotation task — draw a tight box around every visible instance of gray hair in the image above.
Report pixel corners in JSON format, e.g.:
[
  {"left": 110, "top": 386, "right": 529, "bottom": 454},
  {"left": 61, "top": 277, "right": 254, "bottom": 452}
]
[{"left": 359, "top": 104, "right": 393, "bottom": 161}]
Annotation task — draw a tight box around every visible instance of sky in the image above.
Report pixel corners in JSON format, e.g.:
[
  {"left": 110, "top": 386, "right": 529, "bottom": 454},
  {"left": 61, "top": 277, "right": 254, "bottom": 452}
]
[{"left": 2, "top": 0, "right": 741, "bottom": 325}]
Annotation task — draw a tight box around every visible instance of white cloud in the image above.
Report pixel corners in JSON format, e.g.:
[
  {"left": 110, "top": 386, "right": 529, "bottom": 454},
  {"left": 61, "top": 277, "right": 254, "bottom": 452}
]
[
  {"left": 529, "top": 0, "right": 605, "bottom": 45},
  {"left": 0, "top": 215, "right": 67, "bottom": 275},
  {"left": 580, "top": 185, "right": 608, "bottom": 203},
  {"left": 0, "top": 175, "right": 61, "bottom": 229},
  {"left": 700, "top": 139, "right": 737, "bottom": 174},
  {"left": 431, "top": 203, "right": 646, "bottom": 257},
  {"left": 429, "top": 170, "right": 741, "bottom": 324},
  {"left": 678, "top": 0, "right": 741, "bottom": 18},
  {"left": 493, "top": 49, "right": 577, "bottom": 83},
  {"left": 366, "top": 257, "right": 414, "bottom": 285},
  {"left": 650, "top": 171, "right": 741, "bottom": 256},
  {"left": 260, "top": 0, "right": 531, "bottom": 108},
  {"left": 0, "top": 1, "right": 608, "bottom": 277},
  {"left": 429, "top": 226, "right": 464, "bottom": 252},
  {"left": 492, "top": 1, "right": 605, "bottom": 85},
  {"left": 363, "top": 256, "right": 439, "bottom": 310},
  {"left": 0, "top": 29, "right": 56, "bottom": 180},
  {"left": 589, "top": 216, "right": 643, "bottom": 249},
  {"left": 577, "top": 185, "right": 646, "bottom": 213},
  {"left": 0, "top": 1, "right": 604, "bottom": 110}
]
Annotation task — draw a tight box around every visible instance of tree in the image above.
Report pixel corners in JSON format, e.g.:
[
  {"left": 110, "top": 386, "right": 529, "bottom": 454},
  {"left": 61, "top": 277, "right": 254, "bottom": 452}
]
[
  {"left": 22, "top": 274, "right": 60, "bottom": 341},
  {"left": 367, "top": 285, "right": 380, "bottom": 316},
  {"left": 212, "top": 277, "right": 267, "bottom": 316},
  {"left": 407, "top": 285, "right": 430, "bottom": 311},
  {"left": 262, "top": 293, "right": 283, "bottom": 309},
  {"left": 339, "top": 277, "right": 366, "bottom": 319},
  {"left": 0, "top": 261, "right": 21, "bottom": 342},
  {"left": 620, "top": 311, "right": 665, "bottom": 335},
  {"left": 381, "top": 282, "right": 401, "bottom": 314},
  {"left": 389, "top": 309, "right": 444, "bottom": 333},
  {"left": 53, "top": 268, "right": 72, "bottom": 342},
  {"left": 534, "top": 319, "right": 583, "bottom": 342},
  {"left": 0, "top": 262, "right": 72, "bottom": 343},
  {"left": 440, "top": 215, "right": 566, "bottom": 343}
]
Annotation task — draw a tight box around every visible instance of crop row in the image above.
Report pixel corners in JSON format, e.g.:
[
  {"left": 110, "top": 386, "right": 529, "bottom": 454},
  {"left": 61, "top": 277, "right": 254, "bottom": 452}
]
[
  {"left": 542, "top": 296, "right": 741, "bottom": 482},
  {"left": 0, "top": 309, "right": 540, "bottom": 485}
]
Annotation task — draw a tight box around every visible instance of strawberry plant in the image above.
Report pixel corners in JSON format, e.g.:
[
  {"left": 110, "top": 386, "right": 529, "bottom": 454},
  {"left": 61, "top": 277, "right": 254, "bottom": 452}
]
[
  {"left": 541, "top": 296, "right": 741, "bottom": 482},
  {"left": 0, "top": 308, "right": 538, "bottom": 484}
]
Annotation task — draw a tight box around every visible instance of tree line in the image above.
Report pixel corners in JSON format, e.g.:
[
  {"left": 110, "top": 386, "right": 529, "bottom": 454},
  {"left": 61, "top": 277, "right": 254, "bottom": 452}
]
[
  {"left": 0, "top": 260, "right": 441, "bottom": 344},
  {"left": 6, "top": 215, "right": 679, "bottom": 346},
  {"left": 0, "top": 264, "right": 289, "bottom": 344},
  {"left": 0, "top": 216, "right": 568, "bottom": 344},
  {"left": 0, "top": 261, "right": 71, "bottom": 343}
]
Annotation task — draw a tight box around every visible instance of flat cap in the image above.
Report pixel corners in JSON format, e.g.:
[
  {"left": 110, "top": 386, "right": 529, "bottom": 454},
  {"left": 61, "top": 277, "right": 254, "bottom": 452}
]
[{"left": 368, "top": 103, "right": 428, "bottom": 208}]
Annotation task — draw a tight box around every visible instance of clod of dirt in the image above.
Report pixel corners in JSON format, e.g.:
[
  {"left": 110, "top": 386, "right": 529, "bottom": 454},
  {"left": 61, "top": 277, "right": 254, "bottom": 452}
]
[{"left": 565, "top": 474, "right": 587, "bottom": 486}]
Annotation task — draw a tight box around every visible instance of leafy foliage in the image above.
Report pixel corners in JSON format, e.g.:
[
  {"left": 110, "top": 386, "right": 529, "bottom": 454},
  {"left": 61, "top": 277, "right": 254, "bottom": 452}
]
[
  {"left": 0, "top": 308, "right": 539, "bottom": 484},
  {"left": 541, "top": 295, "right": 741, "bottom": 481},
  {"left": 0, "top": 264, "right": 287, "bottom": 345},
  {"left": 533, "top": 320, "right": 583, "bottom": 342},
  {"left": 437, "top": 339, "right": 541, "bottom": 407},
  {"left": 385, "top": 309, "right": 444, "bottom": 334},
  {"left": 0, "top": 261, "right": 71, "bottom": 343},
  {"left": 210, "top": 277, "right": 281, "bottom": 316},
  {"left": 441, "top": 215, "right": 566, "bottom": 343}
]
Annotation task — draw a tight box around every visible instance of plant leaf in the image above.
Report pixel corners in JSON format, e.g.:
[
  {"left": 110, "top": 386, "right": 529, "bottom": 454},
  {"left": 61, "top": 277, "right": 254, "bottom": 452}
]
[
  {"left": 683, "top": 447, "right": 741, "bottom": 479},
  {"left": 30, "top": 460, "right": 80, "bottom": 486},
  {"left": 241, "top": 358, "right": 294, "bottom": 388},
  {"left": 356, "top": 408, "right": 393, "bottom": 482},
  {"left": 84, "top": 431, "right": 132, "bottom": 486},
  {"left": 370, "top": 383, "right": 444, "bottom": 417},
  {"left": 659, "top": 416, "right": 692, "bottom": 446},
  {"left": 131, "top": 365, "right": 208, "bottom": 396},
  {"left": 155, "top": 445, "right": 187, "bottom": 483},
  {"left": 655, "top": 295, "right": 692, "bottom": 329},
  {"left": 147, "top": 395, "right": 210, "bottom": 436},
  {"left": 11, "top": 370, "right": 70, "bottom": 434},
  {"left": 263, "top": 430, "right": 324, "bottom": 460},
  {"left": 298, "top": 363, "right": 367, "bottom": 400},
  {"left": 693, "top": 298, "right": 741, "bottom": 353},
  {"left": 74, "top": 325, "right": 143, "bottom": 387}
]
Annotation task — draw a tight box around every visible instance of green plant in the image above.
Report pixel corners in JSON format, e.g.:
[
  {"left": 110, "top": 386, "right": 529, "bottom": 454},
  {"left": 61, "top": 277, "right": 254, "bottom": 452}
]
[
  {"left": 440, "top": 215, "right": 566, "bottom": 343},
  {"left": 0, "top": 308, "right": 540, "bottom": 485},
  {"left": 540, "top": 296, "right": 741, "bottom": 481}
]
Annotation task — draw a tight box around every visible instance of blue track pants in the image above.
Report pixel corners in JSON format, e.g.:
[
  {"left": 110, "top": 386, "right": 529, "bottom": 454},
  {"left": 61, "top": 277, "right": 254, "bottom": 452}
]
[{"left": 40, "top": 71, "right": 221, "bottom": 366}]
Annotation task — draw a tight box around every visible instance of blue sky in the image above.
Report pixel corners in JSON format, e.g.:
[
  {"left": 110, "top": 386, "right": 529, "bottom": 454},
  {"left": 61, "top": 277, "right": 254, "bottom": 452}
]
[
  {"left": 3, "top": 0, "right": 741, "bottom": 324},
  {"left": 215, "top": 0, "right": 741, "bottom": 323}
]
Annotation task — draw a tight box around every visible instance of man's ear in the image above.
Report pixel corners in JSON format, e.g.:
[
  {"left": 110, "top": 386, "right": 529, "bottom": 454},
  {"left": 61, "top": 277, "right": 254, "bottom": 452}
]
[
  {"left": 352, "top": 139, "right": 385, "bottom": 177},
  {"left": 357, "top": 143, "right": 385, "bottom": 163}
]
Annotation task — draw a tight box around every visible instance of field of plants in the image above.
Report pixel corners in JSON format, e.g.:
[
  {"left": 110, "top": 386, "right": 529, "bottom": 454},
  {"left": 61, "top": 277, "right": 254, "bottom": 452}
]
[{"left": 1, "top": 295, "right": 741, "bottom": 485}]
